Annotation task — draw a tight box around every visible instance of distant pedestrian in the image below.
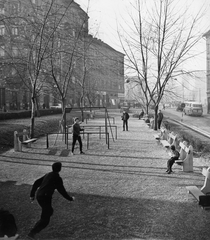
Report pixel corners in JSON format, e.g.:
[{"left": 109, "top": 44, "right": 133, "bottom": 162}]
[
  {"left": 139, "top": 109, "right": 144, "bottom": 119},
  {"left": 157, "top": 109, "right": 164, "bottom": 129},
  {"left": 2, "top": 104, "right": 6, "bottom": 112},
  {"left": 28, "top": 162, "right": 75, "bottom": 239},
  {"left": 166, "top": 145, "right": 180, "bottom": 174},
  {"left": 121, "top": 110, "right": 129, "bottom": 131},
  {"left": 71, "top": 117, "right": 84, "bottom": 155}
]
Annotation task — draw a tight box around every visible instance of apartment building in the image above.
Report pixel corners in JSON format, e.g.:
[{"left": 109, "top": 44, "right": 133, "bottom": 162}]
[
  {"left": 0, "top": 0, "right": 124, "bottom": 111},
  {"left": 203, "top": 30, "right": 210, "bottom": 113}
]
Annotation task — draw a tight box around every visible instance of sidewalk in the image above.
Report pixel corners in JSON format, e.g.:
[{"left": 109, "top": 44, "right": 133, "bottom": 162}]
[{"left": 0, "top": 114, "right": 210, "bottom": 240}]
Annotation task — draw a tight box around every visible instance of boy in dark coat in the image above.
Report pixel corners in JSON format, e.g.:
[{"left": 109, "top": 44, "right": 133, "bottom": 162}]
[
  {"left": 166, "top": 145, "right": 180, "bottom": 174},
  {"left": 28, "top": 162, "right": 75, "bottom": 239},
  {"left": 71, "top": 117, "right": 84, "bottom": 155},
  {"left": 157, "top": 109, "right": 164, "bottom": 129},
  {"left": 121, "top": 110, "right": 130, "bottom": 131}
]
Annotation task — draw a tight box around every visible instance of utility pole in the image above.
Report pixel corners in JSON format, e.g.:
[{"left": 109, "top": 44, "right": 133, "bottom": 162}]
[{"left": 182, "top": 79, "right": 184, "bottom": 102}]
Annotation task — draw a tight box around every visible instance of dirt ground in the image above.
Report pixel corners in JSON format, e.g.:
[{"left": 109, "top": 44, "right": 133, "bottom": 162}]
[{"left": 1, "top": 113, "right": 210, "bottom": 240}]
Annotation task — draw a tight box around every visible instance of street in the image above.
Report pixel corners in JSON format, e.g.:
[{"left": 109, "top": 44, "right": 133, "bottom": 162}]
[{"left": 163, "top": 107, "right": 210, "bottom": 133}]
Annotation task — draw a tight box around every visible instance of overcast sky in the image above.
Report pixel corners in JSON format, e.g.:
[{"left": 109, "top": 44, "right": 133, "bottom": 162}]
[{"left": 75, "top": 0, "right": 210, "bottom": 71}]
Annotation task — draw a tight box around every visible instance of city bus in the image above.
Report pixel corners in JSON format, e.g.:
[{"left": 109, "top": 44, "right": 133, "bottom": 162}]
[{"left": 183, "top": 101, "right": 203, "bottom": 116}]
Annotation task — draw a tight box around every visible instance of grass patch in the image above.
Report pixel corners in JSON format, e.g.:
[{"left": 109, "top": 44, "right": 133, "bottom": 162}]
[
  {"left": 163, "top": 120, "right": 210, "bottom": 157},
  {"left": 0, "top": 115, "right": 63, "bottom": 153}
]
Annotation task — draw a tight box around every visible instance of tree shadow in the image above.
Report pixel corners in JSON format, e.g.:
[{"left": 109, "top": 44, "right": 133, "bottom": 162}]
[{"left": 0, "top": 181, "right": 210, "bottom": 240}]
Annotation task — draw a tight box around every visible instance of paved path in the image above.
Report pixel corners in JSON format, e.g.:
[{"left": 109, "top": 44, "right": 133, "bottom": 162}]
[{"left": 0, "top": 114, "right": 210, "bottom": 240}]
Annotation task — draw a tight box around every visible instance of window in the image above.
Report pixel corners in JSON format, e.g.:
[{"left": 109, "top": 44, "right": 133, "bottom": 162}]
[
  {"left": 10, "top": 3, "right": 19, "bottom": 14},
  {"left": 0, "top": 25, "right": 5, "bottom": 35},
  {"left": 0, "top": 6, "right": 5, "bottom": 14},
  {"left": 11, "top": 68, "right": 16, "bottom": 75},
  {"left": 12, "top": 27, "right": 18, "bottom": 35},
  {"left": 12, "top": 46, "right": 18, "bottom": 56},
  {"left": 0, "top": 46, "right": 5, "bottom": 56},
  {"left": 72, "top": 29, "right": 75, "bottom": 37}
]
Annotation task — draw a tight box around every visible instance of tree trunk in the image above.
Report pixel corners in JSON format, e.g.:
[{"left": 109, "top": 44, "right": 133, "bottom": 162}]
[
  {"left": 61, "top": 98, "right": 66, "bottom": 136},
  {"left": 36, "top": 97, "right": 40, "bottom": 117},
  {"left": 146, "top": 104, "right": 149, "bottom": 114},
  {"left": 79, "top": 95, "right": 85, "bottom": 122},
  {"left": 154, "top": 105, "right": 158, "bottom": 131},
  {"left": 30, "top": 97, "right": 36, "bottom": 138}
]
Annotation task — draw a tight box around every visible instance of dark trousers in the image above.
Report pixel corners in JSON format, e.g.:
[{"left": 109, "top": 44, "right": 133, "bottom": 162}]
[
  {"left": 123, "top": 120, "right": 128, "bottom": 131},
  {"left": 72, "top": 134, "right": 83, "bottom": 152},
  {"left": 167, "top": 156, "right": 179, "bottom": 171},
  {"left": 30, "top": 197, "right": 53, "bottom": 235},
  {"left": 157, "top": 120, "right": 162, "bottom": 129}
]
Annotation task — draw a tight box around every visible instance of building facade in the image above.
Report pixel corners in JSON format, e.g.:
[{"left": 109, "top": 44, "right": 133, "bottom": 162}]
[
  {"left": 204, "top": 30, "right": 210, "bottom": 113},
  {"left": 0, "top": 0, "right": 124, "bottom": 111}
]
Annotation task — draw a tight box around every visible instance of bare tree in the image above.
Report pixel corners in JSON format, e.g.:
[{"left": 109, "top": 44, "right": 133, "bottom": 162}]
[
  {"left": 119, "top": 0, "right": 204, "bottom": 129},
  {"left": 1, "top": 0, "right": 76, "bottom": 137},
  {"left": 47, "top": 1, "right": 92, "bottom": 126}
]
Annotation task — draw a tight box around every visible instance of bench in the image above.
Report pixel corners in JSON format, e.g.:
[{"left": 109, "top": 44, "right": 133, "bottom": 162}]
[
  {"left": 202, "top": 167, "right": 208, "bottom": 178},
  {"left": 186, "top": 186, "right": 205, "bottom": 201},
  {"left": 14, "top": 130, "right": 37, "bottom": 152},
  {"left": 22, "top": 138, "right": 37, "bottom": 145},
  {"left": 185, "top": 186, "right": 210, "bottom": 209},
  {"left": 186, "top": 168, "right": 210, "bottom": 209},
  {"left": 167, "top": 132, "right": 178, "bottom": 149},
  {"left": 154, "top": 134, "right": 160, "bottom": 140},
  {"left": 159, "top": 128, "right": 170, "bottom": 148},
  {"left": 201, "top": 167, "right": 210, "bottom": 194},
  {"left": 160, "top": 140, "right": 170, "bottom": 148},
  {"left": 144, "top": 120, "right": 150, "bottom": 127},
  {"left": 149, "top": 118, "right": 154, "bottom": 129},
  {"left": 175, "top": 141, "right": 193, "bottom": 172}
]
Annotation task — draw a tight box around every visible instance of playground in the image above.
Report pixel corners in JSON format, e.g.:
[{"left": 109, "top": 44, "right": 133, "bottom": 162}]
[{"left": 0, "top": 112, "right": 210, "bottom": 240}]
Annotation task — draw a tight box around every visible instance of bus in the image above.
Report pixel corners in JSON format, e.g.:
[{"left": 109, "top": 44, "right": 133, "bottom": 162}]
[{"left": 183, "top": 101, "right": 203, "bottom": 116}]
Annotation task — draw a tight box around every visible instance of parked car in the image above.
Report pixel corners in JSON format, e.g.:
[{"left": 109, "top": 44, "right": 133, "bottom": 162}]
[{"left": 50, "top": 103, "right": 62, "bottom": 109}]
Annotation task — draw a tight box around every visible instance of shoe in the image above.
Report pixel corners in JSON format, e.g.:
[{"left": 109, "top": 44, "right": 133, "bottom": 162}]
[
  {"left": 80, "top": 151, "right": 85, "bottom": 154},
  {"left": 167, "top": 171, "right": 172, "bottom": 174},
  {"left": 166, "top": 169, "right": 169, "bottom": 172},
  {"left": 71, "top": 152, "right": 74, "bottom": 155}
]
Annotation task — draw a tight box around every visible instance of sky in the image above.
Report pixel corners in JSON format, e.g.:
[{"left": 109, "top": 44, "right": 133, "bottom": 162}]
[{"left": 75, "top": 0, "right": 210, "bottom": 71}]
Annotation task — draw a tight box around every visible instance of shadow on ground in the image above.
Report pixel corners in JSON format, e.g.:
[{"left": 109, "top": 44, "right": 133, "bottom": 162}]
[{"left": 1, "top": 180, "right": 210, "bottom": 240}]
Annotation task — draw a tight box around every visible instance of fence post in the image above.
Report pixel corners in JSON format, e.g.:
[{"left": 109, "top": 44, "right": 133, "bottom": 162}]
[
  {"left": 67, "top": 129, "right": 68, "bottom": 149},
  {"left": 23, "top": 129, "right": 31, "bottom": 148},
  {"left": 46, "top": 134, "right": 49, "bottom": 149},
  {"left": 115, "top": 126, "right": 117, "bottom": 140},
  {"left": 87, "top": 133, "right": 89, "bottom": 149},
  {"left": 14, "top": 131, "right": 19, "bottom": 152},
  {"left": 107, "top": 133, "right": 109, "bottom": 149}
]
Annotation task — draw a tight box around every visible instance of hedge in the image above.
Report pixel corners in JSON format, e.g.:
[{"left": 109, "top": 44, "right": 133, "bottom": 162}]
[{"left": 0, "top": 109, "right": 62, "bottom": 120}]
